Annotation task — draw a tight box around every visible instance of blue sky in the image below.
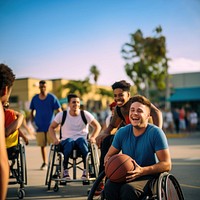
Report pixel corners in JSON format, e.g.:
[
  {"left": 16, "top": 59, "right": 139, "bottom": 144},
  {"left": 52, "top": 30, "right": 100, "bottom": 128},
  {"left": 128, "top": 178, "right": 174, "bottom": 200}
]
[{"left": 0, "top": 0, "right": 200, "bottom": 86}]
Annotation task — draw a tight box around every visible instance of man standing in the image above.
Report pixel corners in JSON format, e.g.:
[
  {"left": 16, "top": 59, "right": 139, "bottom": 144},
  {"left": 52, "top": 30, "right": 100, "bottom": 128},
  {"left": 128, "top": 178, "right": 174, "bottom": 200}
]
[
  {"left": 30, "top": 80, "right": 62, "bottom": 170},
  {"left": 0, "top": 63, "right": 15, "bottom": 200}
]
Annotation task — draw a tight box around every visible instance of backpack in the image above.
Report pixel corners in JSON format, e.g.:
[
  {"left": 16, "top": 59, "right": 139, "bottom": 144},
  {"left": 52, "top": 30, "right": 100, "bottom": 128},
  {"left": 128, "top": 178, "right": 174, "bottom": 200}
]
[{"left": 59, "top": 110, "right": 87, "bottom": 139}]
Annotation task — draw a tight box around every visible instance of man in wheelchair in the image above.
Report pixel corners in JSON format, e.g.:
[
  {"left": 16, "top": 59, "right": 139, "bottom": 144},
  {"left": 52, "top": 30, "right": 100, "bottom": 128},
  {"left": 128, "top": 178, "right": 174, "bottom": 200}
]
[
  {"left": 49, "top": 93, "right": 101, "bottom": 180},
  {"left": 103, "top": 95, "right": 172, "bottom": 200},
  {"left": 3, "top": 101, "right": 29, "bottom": 199}
]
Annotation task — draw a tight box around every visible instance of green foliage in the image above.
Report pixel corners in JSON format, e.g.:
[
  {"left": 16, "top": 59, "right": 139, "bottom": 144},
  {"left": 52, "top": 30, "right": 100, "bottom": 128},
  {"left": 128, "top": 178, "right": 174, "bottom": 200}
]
[
  {"left": 63, "top": 78, "right": 91, "bottom": 97},
  {"left": 97, "top": 87, "right": 113, "bottom": 97},
  {"left": 121, "top": 26, "right": 169, "bottom": 96}
]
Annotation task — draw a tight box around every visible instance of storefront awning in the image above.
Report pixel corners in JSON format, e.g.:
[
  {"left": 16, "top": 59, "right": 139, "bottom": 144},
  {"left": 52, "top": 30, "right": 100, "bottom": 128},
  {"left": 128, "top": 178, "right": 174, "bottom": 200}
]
[{"left": 168, "top": 87, "right": 200, "bottom": 102}]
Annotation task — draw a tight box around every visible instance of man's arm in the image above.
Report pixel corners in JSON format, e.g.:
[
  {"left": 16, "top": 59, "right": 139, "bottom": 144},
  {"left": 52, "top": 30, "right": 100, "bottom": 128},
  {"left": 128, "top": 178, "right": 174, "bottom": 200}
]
[
  {"left": 5, "top": 111, "right": 24, "bottom": 137},
  {"left": 88, "top": 118, "right": 101, "bottom": 143},
  {"left": 126, "top": 149, "right": 171, "bottom": 182},
  {"left": 96, "top": 110, "right": 122, "bottom": 147},
  {"left": 141, "top": 149, "right": 171, "bottom": 175},
  {"left": 95, "top": 124, "right": 114, "bottom": 148},
  {"left": 104, "top": 145, "right": 120, "bottom": 166},
  {"left": 48, "top": 120, "right": 60, "bottom": 145},
  {"left": 0, "top": 103, "right": 9, "bottom": 200},
  {"left": 150, "top": 103, "right": 163, "bottom": 128}
]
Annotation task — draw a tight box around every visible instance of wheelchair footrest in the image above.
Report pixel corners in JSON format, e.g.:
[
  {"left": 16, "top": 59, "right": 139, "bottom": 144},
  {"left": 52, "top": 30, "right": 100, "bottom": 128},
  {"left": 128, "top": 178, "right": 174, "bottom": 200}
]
[{"left": 9, "top": 181, "right": 19, "bottom": 185}]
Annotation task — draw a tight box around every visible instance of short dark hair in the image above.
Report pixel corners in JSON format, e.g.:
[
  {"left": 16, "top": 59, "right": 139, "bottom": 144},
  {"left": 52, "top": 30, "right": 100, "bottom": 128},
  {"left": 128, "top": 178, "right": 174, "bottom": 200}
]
[
  {"left": 131, "top": 95, "right": 151, "bottom": 110},
  {"left": 111, "top": 80, "right": 131, "bottom": 91},
  {"left": 0, "top": 64, "right": 15, "bottom": 96},
  {"left": 39, "top": 80, "right": 46, "bottom": 85},
  {"left": 67, "top": 93, "right": 79, "bottom": 103}
]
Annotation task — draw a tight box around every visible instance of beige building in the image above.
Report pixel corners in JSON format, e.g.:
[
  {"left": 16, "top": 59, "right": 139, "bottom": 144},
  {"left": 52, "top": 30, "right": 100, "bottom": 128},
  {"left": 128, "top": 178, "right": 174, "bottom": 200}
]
[{"left": 9, "top": 78, "right": 113, "bottom": 114}]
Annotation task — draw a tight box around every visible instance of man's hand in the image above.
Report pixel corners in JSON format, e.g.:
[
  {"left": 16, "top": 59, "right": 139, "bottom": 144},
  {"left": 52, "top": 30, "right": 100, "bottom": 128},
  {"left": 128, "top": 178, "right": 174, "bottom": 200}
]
[
  {"left": 88, "top": 136, "right": 96, "bottom": 144},
  {"left": 126, "top": 160, "right": 143, "bottom": 182},
  {"left": 96, "top": 133, "right": 109, "bottom": 148},
  {"left": 53, "top": 138, "right": 60, "bottom": 145}
]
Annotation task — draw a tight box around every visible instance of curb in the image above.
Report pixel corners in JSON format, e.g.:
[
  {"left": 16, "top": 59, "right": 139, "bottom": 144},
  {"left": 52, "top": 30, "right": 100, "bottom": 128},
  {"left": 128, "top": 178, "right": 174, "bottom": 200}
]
[
  {"left": 166, "top": 131, "right": 200, "bottom": 139},
  {"left": 166, "top": 133, "right": 189, "bottom": 138}
]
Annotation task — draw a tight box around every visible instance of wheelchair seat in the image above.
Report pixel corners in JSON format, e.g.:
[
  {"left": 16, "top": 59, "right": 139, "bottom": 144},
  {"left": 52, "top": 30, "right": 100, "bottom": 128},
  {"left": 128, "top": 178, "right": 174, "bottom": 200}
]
[{"left": 45, "top": 142, "right": 100, "bottom": 192}]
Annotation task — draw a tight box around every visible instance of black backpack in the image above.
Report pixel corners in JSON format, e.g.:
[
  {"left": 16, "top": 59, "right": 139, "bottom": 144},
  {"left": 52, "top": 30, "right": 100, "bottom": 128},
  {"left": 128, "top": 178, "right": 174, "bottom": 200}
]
[{"left": 59, "top": 110, "right": 87, "bottom": 139}]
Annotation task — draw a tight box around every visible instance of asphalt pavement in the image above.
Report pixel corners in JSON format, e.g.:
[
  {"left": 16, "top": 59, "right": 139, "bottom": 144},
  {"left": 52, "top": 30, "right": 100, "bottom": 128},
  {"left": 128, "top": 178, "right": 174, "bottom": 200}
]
[{"left": 6, "top": 131, "right": 200, "bottom": 200}]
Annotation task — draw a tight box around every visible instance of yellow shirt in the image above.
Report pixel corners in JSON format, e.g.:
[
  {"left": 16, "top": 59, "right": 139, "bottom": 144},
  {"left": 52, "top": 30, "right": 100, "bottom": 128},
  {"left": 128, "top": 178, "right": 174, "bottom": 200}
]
[{"left": 5, "top": 109, "right": 19, "bottom": 148}]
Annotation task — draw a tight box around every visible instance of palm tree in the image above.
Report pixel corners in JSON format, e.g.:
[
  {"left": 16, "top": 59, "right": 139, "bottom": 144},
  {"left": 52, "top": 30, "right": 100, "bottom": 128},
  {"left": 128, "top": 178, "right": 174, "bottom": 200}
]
[{"left": 89, "top": 65, "right": 100, "bottom": 85}]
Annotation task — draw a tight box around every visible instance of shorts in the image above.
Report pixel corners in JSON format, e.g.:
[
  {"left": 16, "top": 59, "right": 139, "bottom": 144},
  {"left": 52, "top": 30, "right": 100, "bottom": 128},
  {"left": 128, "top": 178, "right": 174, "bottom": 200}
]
[{"left": 36, "top": 132, "right": 53, "bottom": 147}]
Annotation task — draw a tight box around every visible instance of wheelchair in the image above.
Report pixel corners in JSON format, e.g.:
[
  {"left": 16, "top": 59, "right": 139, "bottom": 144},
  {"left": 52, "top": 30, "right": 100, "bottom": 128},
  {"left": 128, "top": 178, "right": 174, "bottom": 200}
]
[
  {"left": 45, "top": 142, "right": 100, "bottom": 192},
  {"left": 87, "top": 171, "right": 184, "bottom": 200},
  {"left": 7, "top": 143, "right": 27, "bottom": 199}
]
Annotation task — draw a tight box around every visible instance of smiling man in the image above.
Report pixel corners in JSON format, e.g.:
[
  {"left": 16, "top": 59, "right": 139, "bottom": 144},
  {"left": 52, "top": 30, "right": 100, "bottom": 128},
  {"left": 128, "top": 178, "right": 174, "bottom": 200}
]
[
  {"left": 49, "top": 93, "right": 101, "bottom": 180},
  {"left": 104, "top": 95, "right": 171, "bottom": 200},
  {"left": 95, "top": 80, "right": 162, "bottom": 195}
]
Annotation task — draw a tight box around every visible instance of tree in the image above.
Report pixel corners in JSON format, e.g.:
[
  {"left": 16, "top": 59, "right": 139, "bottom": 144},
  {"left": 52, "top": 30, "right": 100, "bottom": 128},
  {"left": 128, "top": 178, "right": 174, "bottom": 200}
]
[
  {"left": 63, "top": 77, "right": 91, "bottom": 97},
  {"left": 97, "top": 87, "right": 113, "bottom": 98},
  {"left": 121, "top": 26, "right": 170, "bottom": 98},
  {"left": 89, "top": 65, "right": 100, "bottom": 84}
]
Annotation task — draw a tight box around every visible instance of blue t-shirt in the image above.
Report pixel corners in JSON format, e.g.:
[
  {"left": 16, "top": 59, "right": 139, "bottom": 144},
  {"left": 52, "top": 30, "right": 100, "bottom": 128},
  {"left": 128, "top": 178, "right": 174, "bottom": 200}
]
[
  {"left": 112, "top": 124, "right": 168, "bottom": 167},
  {"left": 30, "top": 93, "right": 61, "bottom": 132}
]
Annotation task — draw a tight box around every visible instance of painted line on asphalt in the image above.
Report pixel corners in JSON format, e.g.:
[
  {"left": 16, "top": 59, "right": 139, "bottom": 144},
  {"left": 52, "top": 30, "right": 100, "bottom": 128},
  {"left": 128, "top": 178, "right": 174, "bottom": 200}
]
[
  {"left": 172, "top": 162, "right": 200, "bottom": 165},
  {"left": 180, "top": 184, "right": 200, "bottom": 189}
]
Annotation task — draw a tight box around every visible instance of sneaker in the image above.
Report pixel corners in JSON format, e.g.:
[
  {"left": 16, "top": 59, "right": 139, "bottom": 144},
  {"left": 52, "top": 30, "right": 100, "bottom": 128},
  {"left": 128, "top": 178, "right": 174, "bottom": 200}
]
[
  {"left": 94, "top": 181, "right": 104, "bottom": 196},
  {"left": 63, "top": 169, "right": 71, "bottom": 180},
  {"left": 40, "top": 163, "right": 47, "bottom": 170},
  {"left": 81, "top": 169, "right": 89, "bottom": 180}
]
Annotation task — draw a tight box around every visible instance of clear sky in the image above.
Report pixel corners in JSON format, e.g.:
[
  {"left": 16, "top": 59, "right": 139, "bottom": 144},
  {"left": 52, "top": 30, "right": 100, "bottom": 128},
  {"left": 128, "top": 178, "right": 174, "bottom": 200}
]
[{"left": 0, "top": 0, "right": 200, "bottom": 86}]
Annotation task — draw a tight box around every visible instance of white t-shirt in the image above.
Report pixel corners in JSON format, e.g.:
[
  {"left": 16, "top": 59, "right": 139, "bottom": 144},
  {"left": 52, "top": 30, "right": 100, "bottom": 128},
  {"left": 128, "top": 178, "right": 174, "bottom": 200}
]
[
  {"left": 190, "top": 112, "right": 198, "bottom": 124},
  {"left": 54, "top": 110, "right": 94, "bottom": 141}
]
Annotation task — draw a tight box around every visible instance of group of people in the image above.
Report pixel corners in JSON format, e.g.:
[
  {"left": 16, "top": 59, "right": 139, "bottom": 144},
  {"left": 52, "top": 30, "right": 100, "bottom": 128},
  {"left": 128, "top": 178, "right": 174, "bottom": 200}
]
[
  {"left": 163, "top": 106, "right": 198, "bottom": 133},
  {"left": 1, "top": 63, "right": 172, "bottom": 200}
]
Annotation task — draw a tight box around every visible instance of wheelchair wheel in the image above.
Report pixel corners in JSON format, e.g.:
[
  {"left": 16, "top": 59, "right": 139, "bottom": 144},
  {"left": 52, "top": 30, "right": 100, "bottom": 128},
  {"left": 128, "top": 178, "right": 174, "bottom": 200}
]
[
  {"left": 53, "top": 182, "right": 59, "bottom": 192},
  {"left": 157, "top": 172, "right": 184, "bottom": 200},
  {"left": 45, "top": 144, "right": 56, "bottom": 190},
  {"left": 20, "top": 144, "right": 27, "bottom": 185},
  {"left": 17, "top": 144, "right": 26, "bottom": 189},
  {"left": 18, "top": 188, "right": 25, "bottom": 199},
  {"left": 87, "top": 171, "right": 106, "bottom": 200},
  {"left": 90, "top": 143, "right": 100, "bottom": 178}
]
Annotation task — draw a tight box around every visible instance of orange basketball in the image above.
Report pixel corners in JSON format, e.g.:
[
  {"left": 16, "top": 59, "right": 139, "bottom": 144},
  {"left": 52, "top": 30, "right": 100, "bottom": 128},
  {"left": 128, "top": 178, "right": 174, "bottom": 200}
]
[{"left": 105, "top": 154, "right": 135, "bottom": 183}]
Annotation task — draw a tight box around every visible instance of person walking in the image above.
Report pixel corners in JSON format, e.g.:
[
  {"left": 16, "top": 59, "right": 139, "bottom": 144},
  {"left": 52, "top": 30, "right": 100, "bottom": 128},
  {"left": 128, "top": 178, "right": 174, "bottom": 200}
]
[
  {"left": 49, "top": 93, "right": 101, "bottom": 179},
  {"left": 0, "top": 63, "right": 15, "bottom": 200},
  {"left": 172, "top": 108, "right": 180, "bottom": 133},
  {"left": 30, "top": 80, "right": 62, "bottom": 170}
]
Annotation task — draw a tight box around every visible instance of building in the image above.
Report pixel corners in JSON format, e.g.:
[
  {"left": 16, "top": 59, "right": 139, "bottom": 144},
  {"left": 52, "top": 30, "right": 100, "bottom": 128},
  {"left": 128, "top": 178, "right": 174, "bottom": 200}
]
[
  {"left": 168, "top": 72, "right": 200, "bottom": 112},
  {"left": 9, "top": 78, "right": 113, "bottom": 115}
]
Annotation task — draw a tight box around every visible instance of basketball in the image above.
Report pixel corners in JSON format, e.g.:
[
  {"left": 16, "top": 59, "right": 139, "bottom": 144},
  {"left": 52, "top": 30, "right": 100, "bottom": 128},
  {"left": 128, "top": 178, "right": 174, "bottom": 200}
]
[{"left": 105, "top": 154, "right": 135, "bottom": 183}]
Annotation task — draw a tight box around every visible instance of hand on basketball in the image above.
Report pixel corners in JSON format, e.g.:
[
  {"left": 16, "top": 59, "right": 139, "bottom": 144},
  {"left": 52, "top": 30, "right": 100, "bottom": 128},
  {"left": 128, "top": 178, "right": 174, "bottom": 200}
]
[{"left": 126, "top": 160, "right": 143, "bottom": 182}]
